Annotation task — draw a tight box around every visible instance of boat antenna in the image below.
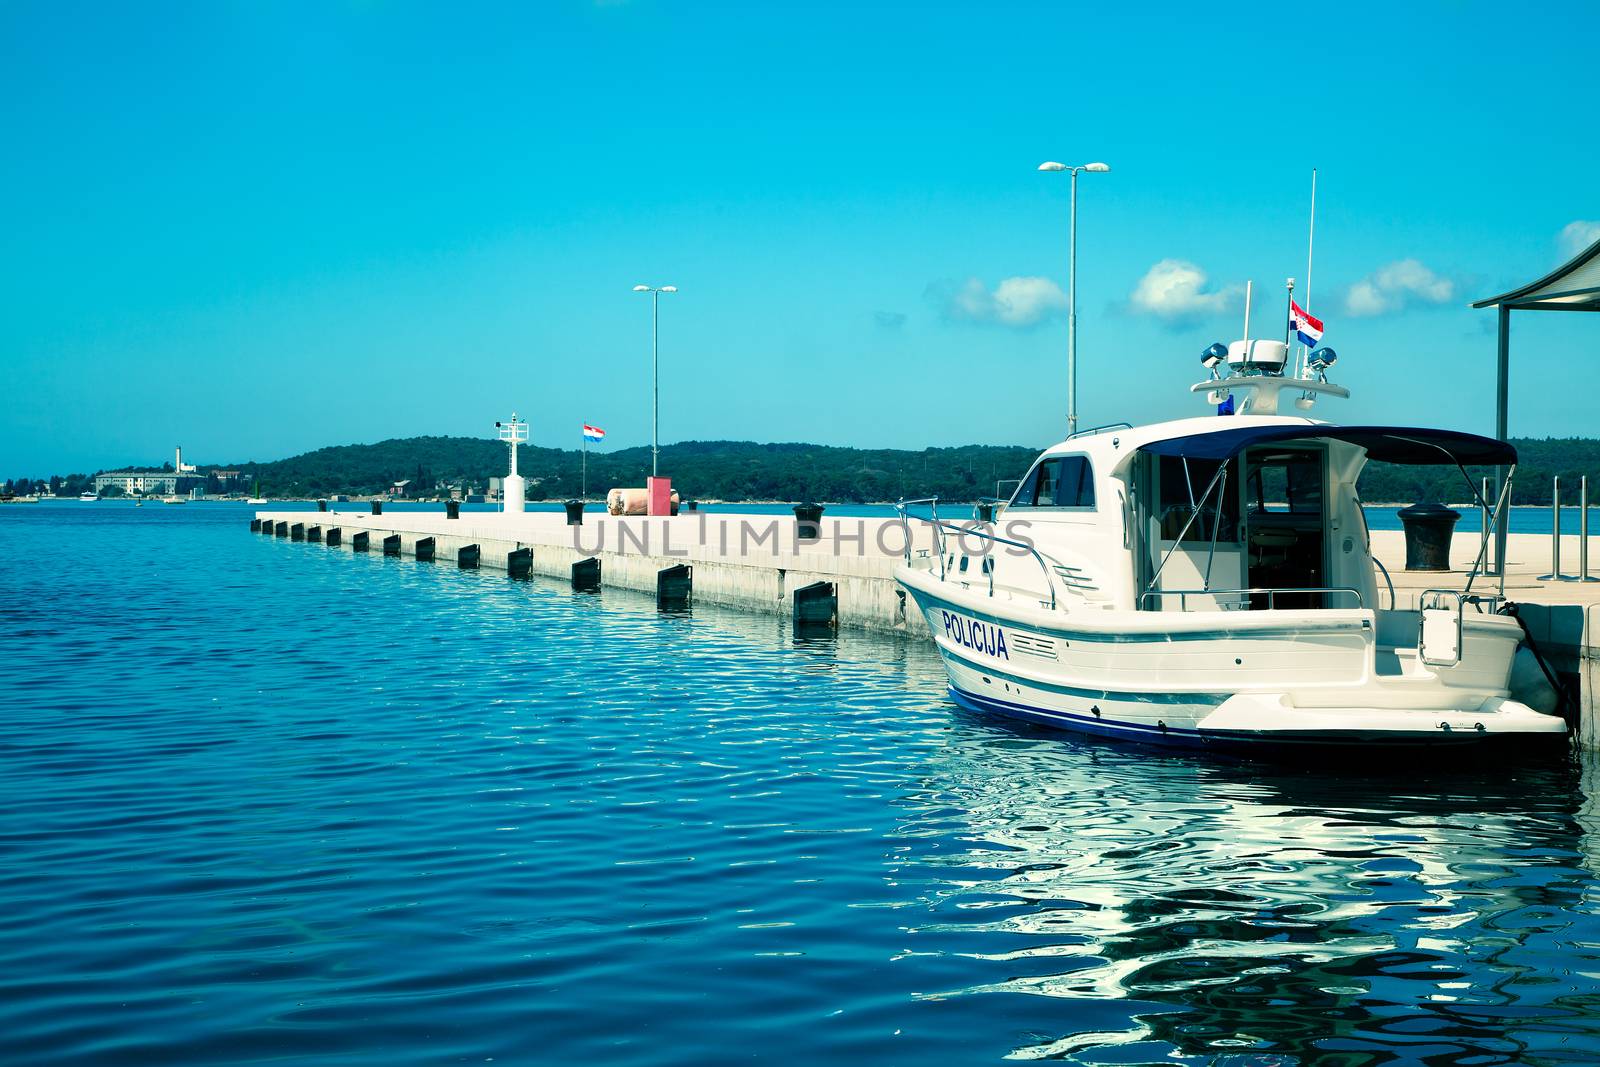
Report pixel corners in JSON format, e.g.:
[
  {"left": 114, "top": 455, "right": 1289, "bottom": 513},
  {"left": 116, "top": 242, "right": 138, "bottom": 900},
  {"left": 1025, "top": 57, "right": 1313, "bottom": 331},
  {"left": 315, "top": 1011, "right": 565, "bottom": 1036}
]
[
  {"left": 1241, "top": 280, "right": 1253, "bottom": 359},
  {"left": 1299, "top": 168, "right": 1317, "bottom": 377}
]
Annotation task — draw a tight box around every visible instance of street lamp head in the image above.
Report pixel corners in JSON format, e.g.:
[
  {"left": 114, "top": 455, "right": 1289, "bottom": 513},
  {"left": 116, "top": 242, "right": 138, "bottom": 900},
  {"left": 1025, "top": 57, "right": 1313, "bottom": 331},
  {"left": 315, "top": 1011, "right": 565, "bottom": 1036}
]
[
  {"left": 660, "top": 286, "right": 677, "bottom": 293},
  {"left": 632, "top": 285, "right": 651, "bottom": 292},
  {"left": 1084, "top": 162, "right": 1110, "bottom": 173},
  {"left": 1038, "top": 161, "right": 1068, "bottom": 172}
]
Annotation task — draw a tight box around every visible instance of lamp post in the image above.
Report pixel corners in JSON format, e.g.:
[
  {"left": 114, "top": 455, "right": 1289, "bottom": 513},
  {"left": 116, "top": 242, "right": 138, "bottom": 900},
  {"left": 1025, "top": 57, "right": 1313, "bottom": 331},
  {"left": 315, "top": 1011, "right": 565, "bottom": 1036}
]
[
  {"left": 631, "top": 284, "right": 677, "bottom": 477},
  {"left": 1038, "top": 160, "right": 1110, "bottom": 438}
]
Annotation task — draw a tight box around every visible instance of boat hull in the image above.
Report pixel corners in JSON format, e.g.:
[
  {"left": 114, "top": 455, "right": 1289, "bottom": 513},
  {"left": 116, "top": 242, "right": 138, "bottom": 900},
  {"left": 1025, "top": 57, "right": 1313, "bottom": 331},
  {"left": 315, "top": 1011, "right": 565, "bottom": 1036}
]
[{"left": 900, "top": 566, "right": 1568, "bottom": 753}]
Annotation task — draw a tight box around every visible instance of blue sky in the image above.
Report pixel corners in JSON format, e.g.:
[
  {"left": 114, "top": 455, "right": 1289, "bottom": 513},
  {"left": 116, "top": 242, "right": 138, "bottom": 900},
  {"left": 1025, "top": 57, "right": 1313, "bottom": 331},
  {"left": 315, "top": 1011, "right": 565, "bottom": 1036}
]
[{"left": 5, "top": 0, "right": 1597, "bottom": 474}]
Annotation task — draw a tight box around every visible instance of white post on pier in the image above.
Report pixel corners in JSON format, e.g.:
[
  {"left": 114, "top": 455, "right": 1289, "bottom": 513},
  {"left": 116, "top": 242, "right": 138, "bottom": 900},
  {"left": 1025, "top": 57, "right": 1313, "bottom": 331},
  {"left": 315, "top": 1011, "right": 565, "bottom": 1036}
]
[{"left": 497, "top": 413, "right": 528, "bottom": 515}]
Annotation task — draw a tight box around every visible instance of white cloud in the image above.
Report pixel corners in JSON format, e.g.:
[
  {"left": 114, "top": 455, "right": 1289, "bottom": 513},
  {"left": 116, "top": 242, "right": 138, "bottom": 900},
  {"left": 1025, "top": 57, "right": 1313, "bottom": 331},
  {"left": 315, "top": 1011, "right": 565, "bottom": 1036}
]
[
  {"left": 1343, "top": 259, "right": 1455, "bottom": 317},
  {"left": 1127, "top": 259, "right": 1241, "bottom": 324},
  {"left": 930, "top": 276, "right": 1068, "bottom": 328},
  {"left": 1560, "top": 220, "right": 1600, "bottom": 259}
]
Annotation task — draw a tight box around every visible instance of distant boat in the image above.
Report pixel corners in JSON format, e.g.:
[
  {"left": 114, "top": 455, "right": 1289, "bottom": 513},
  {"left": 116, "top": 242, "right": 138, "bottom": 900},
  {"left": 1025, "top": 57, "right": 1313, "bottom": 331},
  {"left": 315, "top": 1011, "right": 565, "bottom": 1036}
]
[
  {"left": 79, "top": 492, "right": 97, "bottom": 501},
  {"left": 161, "top": 496, "right": 186, "bottom": 505}
]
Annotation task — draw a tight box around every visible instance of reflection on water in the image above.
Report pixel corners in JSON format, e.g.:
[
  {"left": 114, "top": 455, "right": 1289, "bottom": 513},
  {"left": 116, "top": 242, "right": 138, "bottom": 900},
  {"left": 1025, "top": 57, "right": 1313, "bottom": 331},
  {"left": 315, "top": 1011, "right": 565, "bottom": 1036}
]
[
  {"left": 5, "top": 502, "right": 1600, "bottom": 1066},
  {"left": 895, "top": 726, "right": 1600, "bottom": 1063}
]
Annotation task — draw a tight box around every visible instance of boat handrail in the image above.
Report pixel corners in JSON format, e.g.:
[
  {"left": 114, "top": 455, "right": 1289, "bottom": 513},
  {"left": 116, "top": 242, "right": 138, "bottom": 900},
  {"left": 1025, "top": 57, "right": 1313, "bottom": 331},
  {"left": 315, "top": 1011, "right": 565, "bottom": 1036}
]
[
  {"left": 1066, "top": 421, "right": 1133, "bottom": 440},
  {"left": 894, "top": 499, "right": 1060, "bottom": 611},
  {"left": 894, "top": 498, "right": 947, "bottom": 577},
  {"left": 1373, "top": 556, "right": 1396, "bottom": 612},
  {"left": 927, "top": 518, "right": 1062, "bottom": 612},
  {"left": 1138, "top": 586, "right": 1365, "bottom": 611}
]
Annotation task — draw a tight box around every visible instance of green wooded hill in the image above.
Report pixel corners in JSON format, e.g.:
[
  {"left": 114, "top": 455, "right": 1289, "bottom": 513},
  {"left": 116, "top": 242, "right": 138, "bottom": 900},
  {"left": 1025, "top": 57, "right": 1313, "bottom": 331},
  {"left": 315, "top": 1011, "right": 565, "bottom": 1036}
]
[
  {"left": 229, "top": 435, "right": 1600, "bottom": 505},
  {"left": 1362, "top": 438, "right": 1600, "bottom": 505},
  {"left": 232, "top": 438, "right": 1044, "bottom": 503}
]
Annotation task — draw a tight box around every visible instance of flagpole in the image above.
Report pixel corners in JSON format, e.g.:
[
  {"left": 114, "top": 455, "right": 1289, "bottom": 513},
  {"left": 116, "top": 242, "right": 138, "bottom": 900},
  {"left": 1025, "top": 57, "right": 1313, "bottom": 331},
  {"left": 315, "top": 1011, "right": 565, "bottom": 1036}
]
[
  {"left": 1300, "top": 168, "right": 1317, "bottom": 377},
  {"left": 581, "top": 428, "right": 588, "bottom": 501}
]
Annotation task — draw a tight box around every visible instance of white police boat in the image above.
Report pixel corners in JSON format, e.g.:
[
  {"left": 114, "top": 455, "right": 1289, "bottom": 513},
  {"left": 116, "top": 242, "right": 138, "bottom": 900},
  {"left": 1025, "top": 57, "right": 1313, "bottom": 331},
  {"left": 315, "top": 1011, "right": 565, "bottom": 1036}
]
[{"left": 894, "top": 338, "right": 1568, "bottom": 752}]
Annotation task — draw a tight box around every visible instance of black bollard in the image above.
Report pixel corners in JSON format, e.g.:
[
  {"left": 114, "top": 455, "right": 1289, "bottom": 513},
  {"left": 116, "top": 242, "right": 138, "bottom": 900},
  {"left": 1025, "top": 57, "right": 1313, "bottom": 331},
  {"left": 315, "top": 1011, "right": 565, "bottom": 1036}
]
[
  {"left": 1398, "top": 504, "right": 1461, "bottom": 572},
  {"left": 317, "top": 499, "right": 328, "bottom": 512},
  {"left": 793, "top": 503, "right": 824, "bottom": 542},
  {"left": 446, "top": 500, "right": 460, "bottom": 520},
  {"left": 564, "top": 500, "right": 584, "bottom": 525},
  {"left": 371, "top": 500, "right": 383, "bottom": 516}
]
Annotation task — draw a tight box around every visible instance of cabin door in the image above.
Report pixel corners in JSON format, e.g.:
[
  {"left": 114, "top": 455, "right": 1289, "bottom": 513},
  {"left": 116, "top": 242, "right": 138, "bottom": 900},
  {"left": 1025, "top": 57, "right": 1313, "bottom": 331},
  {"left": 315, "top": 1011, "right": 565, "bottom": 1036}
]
[{"left": 1241, "top": 446, "right": 1328, "bottom": 608}]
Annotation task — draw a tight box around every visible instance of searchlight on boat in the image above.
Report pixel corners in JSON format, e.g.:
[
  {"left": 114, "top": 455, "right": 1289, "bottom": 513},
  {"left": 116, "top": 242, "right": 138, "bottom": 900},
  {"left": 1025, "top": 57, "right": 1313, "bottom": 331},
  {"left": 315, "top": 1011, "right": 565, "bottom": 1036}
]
[{"left": 1190, "top": 281, "right": 1349, "bottom": 416}]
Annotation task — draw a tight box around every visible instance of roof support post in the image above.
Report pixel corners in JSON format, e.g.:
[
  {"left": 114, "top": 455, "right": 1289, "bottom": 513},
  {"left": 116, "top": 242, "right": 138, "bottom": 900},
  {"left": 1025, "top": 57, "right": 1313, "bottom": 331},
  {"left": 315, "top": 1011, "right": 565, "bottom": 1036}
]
[{"left": 1493, "top": 305, "right": 1510, "bottom": 577}]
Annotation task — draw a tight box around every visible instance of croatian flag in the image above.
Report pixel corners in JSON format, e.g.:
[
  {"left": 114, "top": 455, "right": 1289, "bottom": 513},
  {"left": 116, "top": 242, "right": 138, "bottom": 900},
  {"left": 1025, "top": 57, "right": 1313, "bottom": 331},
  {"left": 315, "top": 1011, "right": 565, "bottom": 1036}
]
[
  {"left": 582, "top": 424, "right": 606, "bottom": 443},
  {"left": 1289, "top": 299, "right": 1324, "bottom": 348}
]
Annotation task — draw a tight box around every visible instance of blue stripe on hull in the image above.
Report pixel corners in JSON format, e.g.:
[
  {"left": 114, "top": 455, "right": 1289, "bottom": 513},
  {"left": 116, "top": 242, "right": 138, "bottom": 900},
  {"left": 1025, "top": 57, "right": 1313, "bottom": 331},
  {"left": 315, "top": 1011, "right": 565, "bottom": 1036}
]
[
  {"left": 950, "top": 687, "right": 1211, "bottom": 749},
  {"left": 949, "top": 686, "right": 1544, "bottom": 753}
]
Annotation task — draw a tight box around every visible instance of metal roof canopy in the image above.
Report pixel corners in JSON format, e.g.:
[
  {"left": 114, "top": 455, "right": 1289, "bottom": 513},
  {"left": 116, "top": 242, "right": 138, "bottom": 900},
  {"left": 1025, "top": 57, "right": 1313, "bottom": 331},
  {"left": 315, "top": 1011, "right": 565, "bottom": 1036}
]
[{"left": 1471, "top": 234, "right": 1600, "bottom": 573}]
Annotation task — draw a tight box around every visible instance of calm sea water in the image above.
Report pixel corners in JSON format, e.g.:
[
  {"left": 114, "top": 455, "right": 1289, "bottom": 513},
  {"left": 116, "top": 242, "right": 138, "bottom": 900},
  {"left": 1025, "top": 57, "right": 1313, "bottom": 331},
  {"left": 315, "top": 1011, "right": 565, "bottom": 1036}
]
[{"left": 6, "top": 501, "right": 1600, "bottom": 1065}]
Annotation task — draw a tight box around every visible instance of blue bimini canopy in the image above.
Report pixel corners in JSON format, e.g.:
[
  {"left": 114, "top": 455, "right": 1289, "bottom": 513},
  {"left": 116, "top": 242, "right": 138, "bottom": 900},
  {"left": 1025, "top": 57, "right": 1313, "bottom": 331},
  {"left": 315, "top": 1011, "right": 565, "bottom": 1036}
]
[{"left": 1139, "top": 424, "right": 1516, "bottom": 466}]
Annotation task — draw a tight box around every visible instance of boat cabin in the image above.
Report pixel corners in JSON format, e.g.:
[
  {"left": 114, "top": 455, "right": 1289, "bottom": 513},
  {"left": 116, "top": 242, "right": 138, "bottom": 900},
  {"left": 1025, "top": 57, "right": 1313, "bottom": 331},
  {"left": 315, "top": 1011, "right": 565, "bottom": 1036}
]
[
  {"left": 980, "top": 342, "right": 1515, "bottom": 616},
  {"left": 992, "top": 419, "right": 1515, "bottom": 615}
]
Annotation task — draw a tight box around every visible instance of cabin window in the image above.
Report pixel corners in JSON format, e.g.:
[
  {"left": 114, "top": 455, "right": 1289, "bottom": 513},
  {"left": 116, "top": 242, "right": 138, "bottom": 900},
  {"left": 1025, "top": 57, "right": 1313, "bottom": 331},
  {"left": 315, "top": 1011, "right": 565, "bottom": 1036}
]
[
  {"left": 1156, "top": 455, "right": 1239, "bottom": 543},
  {"left": 1011, "top": 455, "right": 1095, "bottom": 509},
  {"left": 1032, "top": 460, "right": 1059, "bottom": 506},
  {"left": 1057, "top": 456, "right": 1095, "bottom": 508}
]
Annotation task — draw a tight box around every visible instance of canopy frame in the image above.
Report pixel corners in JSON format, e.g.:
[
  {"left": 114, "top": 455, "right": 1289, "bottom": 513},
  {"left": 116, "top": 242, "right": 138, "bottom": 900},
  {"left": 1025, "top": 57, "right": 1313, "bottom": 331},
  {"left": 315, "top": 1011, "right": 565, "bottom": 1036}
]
[{"left": 1472, "top": 234, "right": 1600, "bottom": 574}]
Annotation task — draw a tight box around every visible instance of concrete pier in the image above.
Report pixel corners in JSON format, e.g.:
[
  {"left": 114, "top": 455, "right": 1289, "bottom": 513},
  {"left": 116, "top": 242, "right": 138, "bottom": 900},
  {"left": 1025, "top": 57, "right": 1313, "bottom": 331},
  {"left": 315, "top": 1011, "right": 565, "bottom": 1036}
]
[
  {"left": 253, "top": 508, "right": 1600, "bottom": 742},
  {"left": 254, "top": 508, "right": 939, "bottom": 634}
]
